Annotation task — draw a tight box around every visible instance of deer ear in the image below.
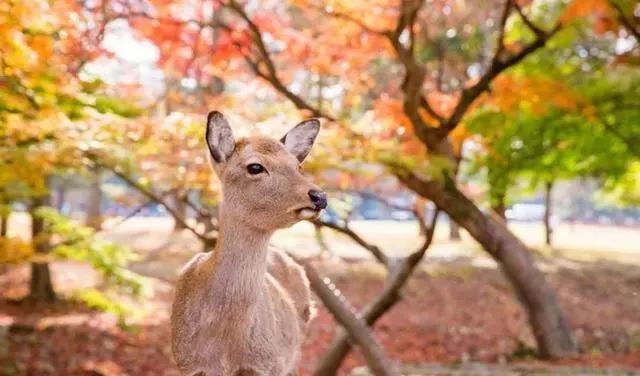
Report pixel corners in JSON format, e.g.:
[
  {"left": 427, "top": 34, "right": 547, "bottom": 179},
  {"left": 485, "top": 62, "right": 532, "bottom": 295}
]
[
  {"left": 280, "top": 119, "right": 320, "bottom": 162},
  {"left": 206, "top": 111, "right": 235, "bottom": 163}
]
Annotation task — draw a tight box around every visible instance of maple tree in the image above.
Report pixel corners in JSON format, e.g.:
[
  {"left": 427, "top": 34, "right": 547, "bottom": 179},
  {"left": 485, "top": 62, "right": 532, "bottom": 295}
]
[
  {"left": 74, "top": 0, "right": 633, "bottom": 366},
  {"left": 2, "top": 0, "right": 638, "bottom": 371},
  {"left": 465, "top": 6, "right": 640, "bottom": 244},
  {"left": 121, "top": 0, "right": 565, "bottom": 359},
  {"left": 0, "top": 0, "right": 144, "bottom": 301}
]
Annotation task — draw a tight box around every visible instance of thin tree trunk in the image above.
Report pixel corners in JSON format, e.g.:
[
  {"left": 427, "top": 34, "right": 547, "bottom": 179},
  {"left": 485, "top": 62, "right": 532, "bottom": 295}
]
[
  {"left": 492, "top": 190, "right": 507, "bottom": 222},
  {"left": 493, "top": 203, "right": 506, "bottom": 221},
  {"left": 448, "top": 220, "right": 461, "bottom": 240},
  {"left": 398, "top": 172, "right": 576, "bottom": 359},
  {"left": 28, "top": 193, "right": 56, "bottom": 301},
  {"left": 543, "top": 181, "right": 553, "bottom": 247},
  {"left": 0, "top": 210, "right": 8, "bottom": 237},
  {"left": 86, "top": 169, "right": 103, "bottom": 230},
  {"left": 173, "top": 191, "right": 188, "bottom": 231},
  {"left": 488, "top": 163, "right": 509, "bottom": 222}
]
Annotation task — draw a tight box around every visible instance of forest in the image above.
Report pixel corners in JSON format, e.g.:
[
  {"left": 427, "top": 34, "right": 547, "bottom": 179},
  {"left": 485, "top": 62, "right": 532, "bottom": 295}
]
[{"left": 1, "top": 0, "right": 639, "bottom": 375}]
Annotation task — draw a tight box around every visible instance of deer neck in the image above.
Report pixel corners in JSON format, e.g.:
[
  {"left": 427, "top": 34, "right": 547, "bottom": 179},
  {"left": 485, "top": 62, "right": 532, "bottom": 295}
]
[{"left": 204, "top": 203, "right": 273, "bottom": 313}]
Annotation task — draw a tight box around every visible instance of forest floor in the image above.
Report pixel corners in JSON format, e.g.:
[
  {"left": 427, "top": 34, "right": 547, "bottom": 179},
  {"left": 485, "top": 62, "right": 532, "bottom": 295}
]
[
  {"left": 1, "top": 219, "right": 640, "bottom": 375},
  {"left": 1, "top": 257, "right": 640, "bottom": 375}
]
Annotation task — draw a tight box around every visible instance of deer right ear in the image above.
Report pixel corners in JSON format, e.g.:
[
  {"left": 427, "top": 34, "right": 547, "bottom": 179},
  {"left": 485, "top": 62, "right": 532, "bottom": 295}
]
[{"left": 206, "top": 111, "right": 235, "bottom": 163}]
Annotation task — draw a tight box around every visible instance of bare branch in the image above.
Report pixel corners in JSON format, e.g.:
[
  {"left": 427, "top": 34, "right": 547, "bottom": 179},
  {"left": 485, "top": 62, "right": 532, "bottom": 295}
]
[
  {"left": 314, "top": 209, "right": 439, "bottom": 374},
  {"left": 492, "top": 0, "right": 514, "bottom": 67},
  {"left": 225, "top": 0, "right": 335, "bottom": 120},
  {"left": 88, "top": 154, "right": 215, "bottom": 246},
  {"left": 313, "top": 218, "right": 389, "bottom": 265},
  {"left": 314, "top": 190, "right": 431, "bottom": 265},
  {"left": 296, "top": 258, "right": 396, "bottom": 376},
  {"left": 513, "top": 1, "right": 545, "bottom": 36},
  {"left": 106, "top": 189, "right": 177, "bottom": 230},
  {"left": 108, "top": 167, "right": 213, "bottom": 245},
  {"left": 420, "top": 96, "right": 445, "bottom": 123},
  {"left": 180, "top": 192, "right": 217, "bottom": 224},
  {"left": 384, "top": 0, "right": 438, "bottom": 145}
]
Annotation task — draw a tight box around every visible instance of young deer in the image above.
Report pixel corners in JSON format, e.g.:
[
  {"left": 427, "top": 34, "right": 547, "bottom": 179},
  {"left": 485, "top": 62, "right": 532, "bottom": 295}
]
[{"left": 171, "top": 111, "right": 326, "bottom": 376}]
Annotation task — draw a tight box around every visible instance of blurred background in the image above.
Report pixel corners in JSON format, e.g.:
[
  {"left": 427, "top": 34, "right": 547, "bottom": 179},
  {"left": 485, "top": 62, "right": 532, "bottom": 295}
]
[{"left": 1, "top": 0, "right": 639, "bottom": 375}]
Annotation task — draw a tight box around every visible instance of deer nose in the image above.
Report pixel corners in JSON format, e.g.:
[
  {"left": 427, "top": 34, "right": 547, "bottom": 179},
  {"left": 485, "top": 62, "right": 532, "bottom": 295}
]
[{"left": 308, "top": 190, "right": 327, "bottom": 210}]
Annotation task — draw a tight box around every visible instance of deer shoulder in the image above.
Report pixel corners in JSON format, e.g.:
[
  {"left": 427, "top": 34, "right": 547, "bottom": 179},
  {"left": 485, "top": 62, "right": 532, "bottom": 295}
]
[{"left": 267, "top": 248, "right": 315, "bottom": 329}]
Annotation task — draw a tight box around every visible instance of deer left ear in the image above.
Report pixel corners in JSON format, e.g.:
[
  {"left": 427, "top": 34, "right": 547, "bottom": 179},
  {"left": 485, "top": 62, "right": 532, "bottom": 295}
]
[
  {"left": 206, "top": 111, "right": 235, "bottom": 164},
  {"left": 280, "top": 119, "right": 320, "bottom": 162}
]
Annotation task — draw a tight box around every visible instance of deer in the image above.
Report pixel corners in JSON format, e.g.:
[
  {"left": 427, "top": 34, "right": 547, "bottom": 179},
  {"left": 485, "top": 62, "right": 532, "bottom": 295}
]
[{"left": 171, "top": 111, "right": 327, "bottom": 376}]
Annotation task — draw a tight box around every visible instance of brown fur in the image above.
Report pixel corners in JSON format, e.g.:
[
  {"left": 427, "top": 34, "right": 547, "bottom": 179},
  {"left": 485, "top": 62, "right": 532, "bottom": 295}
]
[{"left": 171, "top": 119, "right": 320, "bottom": 376}]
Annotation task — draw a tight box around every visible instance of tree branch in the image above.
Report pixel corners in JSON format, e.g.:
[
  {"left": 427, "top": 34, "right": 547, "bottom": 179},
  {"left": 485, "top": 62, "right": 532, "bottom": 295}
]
[
  {"left": 513, "top": 1, "right": 545, "bottom": 36},
  {"left": 306, "top": 1, "right": 390, "bottom": 35},
  {"left": 313, "top": 209, "right": 439, "bottom": 374},
  {"left": 441, "top": 5, "right": 561, "bottom": 134},
  {"left": 90, "top": 156, "right": 215, "bottom": 246},
  {"left": 492, "top": 0, "right": 514, "bottom": 67},
  {"left": 297, "top": 258, "right": 396, "bottom": 376},
  {"left": 110, "top": 168, "right": 213, "bottom": 244},
  {"left": 313, "top": 218, "right": 389, "bottom": 265},
  {"left": 225, "top": 0, "right": 335, "bottom": 120},
  {"left": 180, "top": 192, "right": 217, "bottom": 226},
  {"left": 610, "top": 0, "right": 640, "bottom": 44},
  {"left": 106, "top": 188, "right": 177, "bottom": 230},
  {"left": 420, "top": 96, "right": 445, "bottom": 123},
  {"left": 384, "top": 0, "right": 437, "bottom": 146}
]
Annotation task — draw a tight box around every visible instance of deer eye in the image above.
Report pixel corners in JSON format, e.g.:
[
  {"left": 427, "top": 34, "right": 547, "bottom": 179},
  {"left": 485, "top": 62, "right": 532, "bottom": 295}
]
[{"left": 247, "top": 163, "right": 265, "bottom": 175}]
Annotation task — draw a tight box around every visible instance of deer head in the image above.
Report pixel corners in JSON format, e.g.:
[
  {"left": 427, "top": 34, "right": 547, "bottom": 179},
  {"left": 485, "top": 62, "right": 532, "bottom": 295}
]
[{"left": 205, "top": 111, "right": 327, "bottom": 231}]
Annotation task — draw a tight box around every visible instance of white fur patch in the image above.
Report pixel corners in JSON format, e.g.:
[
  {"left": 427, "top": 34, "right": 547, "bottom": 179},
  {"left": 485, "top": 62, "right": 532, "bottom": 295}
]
[{"left": 297, "top": 208, "right": 319, "bottom": 220}]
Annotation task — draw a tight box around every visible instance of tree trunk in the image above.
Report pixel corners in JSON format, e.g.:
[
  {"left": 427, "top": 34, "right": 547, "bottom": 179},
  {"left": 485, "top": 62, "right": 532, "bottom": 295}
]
[
  {"left": 398, "top": 172, "right": 576, "bottom": 359},
  {"left": 173, "top": 191, "right": 188, "bottom": 231},
  {"left": 492, "top": 203, "right": 506, "bottom": 221},
  {"left": 0, "top": 211, "right": 8, "bottom": 237},
  {"left": 29, "top": 262, "right": 56, "bottom": 301},
  {"left": 448, "top": 220, "right": 461, "bottom": 240},
  {"left": 86, "top": 170, "right": 103, "bottom": 230},
  {"left": 543, "top": 181, "right": 553, "bottom": 247},
  {"left": 492, "top": 190, "right": 507, "bottom": 222},
  {"left": 28, "top": 194, "right": 56, "bottom": 301},
  {"left": 488, "top": 163, "right": 509, "bottom": 222}
]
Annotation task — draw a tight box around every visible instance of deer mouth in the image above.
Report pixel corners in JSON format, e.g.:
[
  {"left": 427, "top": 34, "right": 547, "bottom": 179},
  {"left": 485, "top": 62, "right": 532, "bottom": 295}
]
[{"left": 295, "top": 207, "right": 322, "bottom": 220}]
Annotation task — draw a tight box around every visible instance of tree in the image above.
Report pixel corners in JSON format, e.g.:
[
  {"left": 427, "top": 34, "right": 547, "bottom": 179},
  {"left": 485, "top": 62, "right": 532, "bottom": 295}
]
[
  {"left": 224, "top": 0, "right": 578, "bottom": 358},
  {"left": 0, "top": 0, "right": 145, "bottom": 300},
  {"left": 97, "top": 0, "right": 637, "bottom": 361},
  {"left": 465, "top": 17, "right": 640, "bottom": 245}
]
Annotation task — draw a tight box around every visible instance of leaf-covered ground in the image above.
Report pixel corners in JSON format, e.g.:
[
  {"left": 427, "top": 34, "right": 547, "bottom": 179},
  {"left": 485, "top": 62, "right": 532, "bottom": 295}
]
[{"left": 1, "top": 259, "right": 639, "bottom": 375}]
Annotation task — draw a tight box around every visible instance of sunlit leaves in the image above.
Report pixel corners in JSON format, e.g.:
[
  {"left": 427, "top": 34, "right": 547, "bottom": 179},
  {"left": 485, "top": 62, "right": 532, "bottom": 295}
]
[
  {"left": 36, "top": 207, "right": 145, "bottom": 295},
  {"left": 561, "top": 0, "right": 618, "bottom": 33},
  {"left": 601, "top": 161, "right": 640, "bottom": 205}
]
